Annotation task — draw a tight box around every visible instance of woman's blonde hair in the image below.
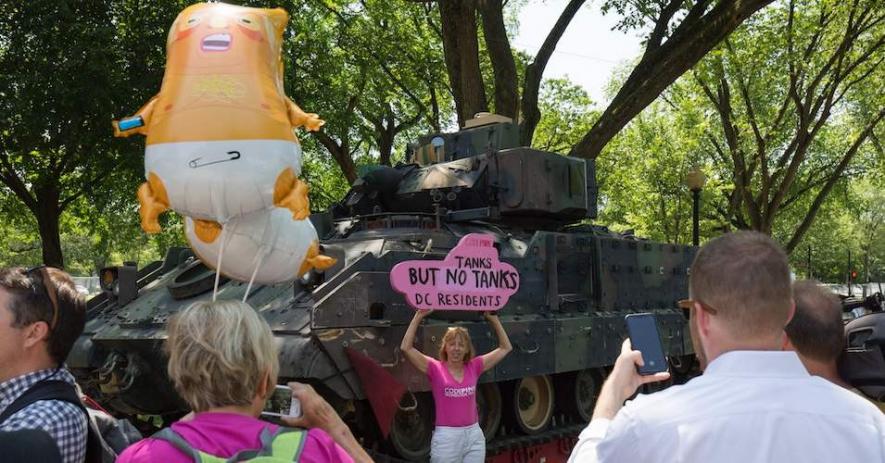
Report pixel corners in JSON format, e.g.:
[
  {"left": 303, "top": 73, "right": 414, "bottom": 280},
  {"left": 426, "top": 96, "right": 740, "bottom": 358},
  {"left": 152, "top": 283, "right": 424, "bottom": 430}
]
[
  {"left": 438, "top": 326, "right": 475, "bottom": 363},
  {"left": 166, "top": 300, "right": 278, "bottom": 412}
]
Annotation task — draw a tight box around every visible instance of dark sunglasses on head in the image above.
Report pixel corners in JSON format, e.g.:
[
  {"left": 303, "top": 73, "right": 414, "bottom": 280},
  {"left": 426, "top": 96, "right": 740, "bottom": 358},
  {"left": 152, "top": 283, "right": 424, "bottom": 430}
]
[
  {"left": 25, "top": 265, "right": 60, "bottom": 331},
  {"left": 678, "top": 298, "right": 719, "bottom": 321}
]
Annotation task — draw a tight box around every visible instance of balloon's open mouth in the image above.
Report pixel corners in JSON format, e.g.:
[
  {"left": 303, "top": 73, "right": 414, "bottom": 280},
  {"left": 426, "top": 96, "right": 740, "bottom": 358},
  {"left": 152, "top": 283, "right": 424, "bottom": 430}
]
[{"left": 201, "top": 33, "right": 231, "bottom": 51}]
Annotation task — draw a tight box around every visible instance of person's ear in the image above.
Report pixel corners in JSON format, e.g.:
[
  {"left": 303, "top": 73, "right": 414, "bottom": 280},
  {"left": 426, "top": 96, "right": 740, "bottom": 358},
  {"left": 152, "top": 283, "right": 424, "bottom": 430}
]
[
  {"left": 695, "top": 301, "right": 712, "bottom": 338},
  {"left": 785, "top": 299, "right": 796, "bottom": 326},
  {"left": 782, "top": 334, "right": 795, "bottom": 351},
  {"left": 257, "top": 370, "right": 272, "bottom": 399},
  {"left": 23, "top": 321, "right": 50, "bottom": 349}
]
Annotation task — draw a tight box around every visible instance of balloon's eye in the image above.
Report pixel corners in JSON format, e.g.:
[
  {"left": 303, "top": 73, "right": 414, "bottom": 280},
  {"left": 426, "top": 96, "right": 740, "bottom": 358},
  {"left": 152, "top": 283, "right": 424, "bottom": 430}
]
[
  {"left": 181, "top": 16, "right": 201, "bottom": 30},
  {"left": 238, "top": 15, "right": 260, "bottom": 30}
]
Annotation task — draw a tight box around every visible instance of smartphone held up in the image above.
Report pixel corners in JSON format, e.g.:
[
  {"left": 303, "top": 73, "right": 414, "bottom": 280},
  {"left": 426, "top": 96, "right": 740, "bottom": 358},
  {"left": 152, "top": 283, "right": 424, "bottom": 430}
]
[
  {"left": 262, "top": 385, "right": 302, "bottom": 419},
  {"left": 625, "top": 313, "right": 669, "bottom": 375}
]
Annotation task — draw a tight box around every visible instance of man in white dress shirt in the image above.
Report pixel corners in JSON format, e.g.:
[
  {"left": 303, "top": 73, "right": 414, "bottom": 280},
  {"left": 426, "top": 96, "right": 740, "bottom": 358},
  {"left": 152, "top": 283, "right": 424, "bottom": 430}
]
[{"left": 568, "top": 231, "right": 885, "bottom": 463}]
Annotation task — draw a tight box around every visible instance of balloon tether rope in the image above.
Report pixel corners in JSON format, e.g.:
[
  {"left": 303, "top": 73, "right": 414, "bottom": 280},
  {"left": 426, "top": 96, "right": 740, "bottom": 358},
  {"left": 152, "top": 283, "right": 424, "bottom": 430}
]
[
  {"left": 212, "top": 227, "right": 228, "bottom": 301},
  {"left": 242, "top": 251, "right": 267, "bottom": 303}
]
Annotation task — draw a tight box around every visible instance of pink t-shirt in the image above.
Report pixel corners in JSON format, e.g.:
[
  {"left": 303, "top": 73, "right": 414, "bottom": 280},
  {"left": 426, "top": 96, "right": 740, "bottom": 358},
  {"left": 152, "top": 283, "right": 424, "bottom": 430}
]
[
  {"left": 427, "top": 357, "right": 484, "bottom": 427},
  {"left": 115, "top": 412, "right": 353, "bottom": 463}
]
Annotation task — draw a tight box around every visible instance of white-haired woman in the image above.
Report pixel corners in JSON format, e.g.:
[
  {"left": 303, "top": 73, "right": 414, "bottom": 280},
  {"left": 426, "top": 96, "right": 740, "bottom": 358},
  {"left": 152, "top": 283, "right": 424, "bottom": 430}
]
[{"left": 116, "top": 300, "right": 371, "bottom": 463}]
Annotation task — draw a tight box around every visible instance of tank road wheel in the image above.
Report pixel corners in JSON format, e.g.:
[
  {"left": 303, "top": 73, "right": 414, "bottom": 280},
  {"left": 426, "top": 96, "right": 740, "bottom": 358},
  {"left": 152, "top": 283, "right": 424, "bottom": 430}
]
[
  {"left": 555, "top": 369, "right": 601, "bottom": 423},
  {"left": 571, "top": 369, "right": 601, "bottom": 422},
  {"left": 388, "top": 392, "right": 433, "bottom": 461},
  {"left": 476, "top": 382, "right": 502, "bottom": 441},
  {"left": 574, "top": 369, "right": 602, "bottom": 422},
  {"left": 507, "top": 375, "right": 555, "bottom": 434}
]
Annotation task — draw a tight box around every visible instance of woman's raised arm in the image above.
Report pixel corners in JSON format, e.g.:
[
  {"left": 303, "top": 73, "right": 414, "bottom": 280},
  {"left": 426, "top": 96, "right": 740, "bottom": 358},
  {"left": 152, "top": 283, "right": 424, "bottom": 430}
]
[
  {"left": 480, "top": 312, "right": 512, "bottom": 373},
  {"left": 400, "top": 309, "right": 434, "bottom": 374}
]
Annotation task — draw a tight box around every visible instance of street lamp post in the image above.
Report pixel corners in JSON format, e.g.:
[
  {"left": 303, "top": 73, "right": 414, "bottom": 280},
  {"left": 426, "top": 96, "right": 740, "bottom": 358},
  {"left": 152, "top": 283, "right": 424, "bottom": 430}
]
[
  {"left": 684, "top": 167, "right": 706, "bottom": 247},
  {"left": 691, "top": 189, "right": 700, "bottom": 246}
]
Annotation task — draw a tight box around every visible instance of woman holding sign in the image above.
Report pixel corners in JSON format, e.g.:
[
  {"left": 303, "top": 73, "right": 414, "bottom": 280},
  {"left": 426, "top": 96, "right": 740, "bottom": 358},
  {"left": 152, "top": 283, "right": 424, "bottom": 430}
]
[{"left": 400, "top": 310, "right": 512, "bottom": 463}]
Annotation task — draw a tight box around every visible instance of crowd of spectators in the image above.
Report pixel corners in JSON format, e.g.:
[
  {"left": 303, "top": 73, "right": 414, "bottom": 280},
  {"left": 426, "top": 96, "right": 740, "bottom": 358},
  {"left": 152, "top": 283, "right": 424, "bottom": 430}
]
[{"left": 1, "top": 231, "right": 883, "bottom": 463}]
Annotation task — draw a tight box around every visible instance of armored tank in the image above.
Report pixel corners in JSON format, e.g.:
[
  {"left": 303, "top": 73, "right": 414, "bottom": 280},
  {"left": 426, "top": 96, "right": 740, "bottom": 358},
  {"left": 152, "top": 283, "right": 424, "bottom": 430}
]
[{"left": 69, "top": 114, "right": 697, "bottom": 459}]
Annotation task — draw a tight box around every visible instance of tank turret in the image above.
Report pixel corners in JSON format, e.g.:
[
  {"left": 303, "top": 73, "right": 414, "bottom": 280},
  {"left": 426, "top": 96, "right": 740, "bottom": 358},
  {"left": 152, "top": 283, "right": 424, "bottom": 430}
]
[{"left": 335, "top": 114, "right": 597, "bottom": 229}]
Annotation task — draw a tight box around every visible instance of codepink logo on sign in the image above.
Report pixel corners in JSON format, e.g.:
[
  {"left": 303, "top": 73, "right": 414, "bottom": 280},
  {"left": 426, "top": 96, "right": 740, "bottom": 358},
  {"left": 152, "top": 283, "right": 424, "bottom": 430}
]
[{"left": 390, "top": 233, "right": 520, "bottom": 311}]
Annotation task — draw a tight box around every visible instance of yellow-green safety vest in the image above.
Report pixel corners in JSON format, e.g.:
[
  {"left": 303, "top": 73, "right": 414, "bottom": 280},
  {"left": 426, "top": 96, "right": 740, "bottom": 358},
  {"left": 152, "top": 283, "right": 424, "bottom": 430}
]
[{"left": 152, "top": 426, "right": 307, "bottom": 462}]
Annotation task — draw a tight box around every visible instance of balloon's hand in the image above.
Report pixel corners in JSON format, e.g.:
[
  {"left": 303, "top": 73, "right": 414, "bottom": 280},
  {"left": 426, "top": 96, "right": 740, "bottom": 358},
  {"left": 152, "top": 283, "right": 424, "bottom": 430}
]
[{"left": 302, "top": 113, "right": 325, "bottom": 132}]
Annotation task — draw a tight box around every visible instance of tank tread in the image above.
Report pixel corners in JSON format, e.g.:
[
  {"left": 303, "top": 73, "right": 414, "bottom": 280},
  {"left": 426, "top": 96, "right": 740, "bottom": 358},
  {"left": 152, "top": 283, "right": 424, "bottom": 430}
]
[
  {"left": 486, "top": 423, "right": 583, "bottom": 455},
  {"left": 366, "top": 422, "right": 585, "bottom": 461},
  {"left": 365, "top": 449, "right": 412, "bottom": 463}
]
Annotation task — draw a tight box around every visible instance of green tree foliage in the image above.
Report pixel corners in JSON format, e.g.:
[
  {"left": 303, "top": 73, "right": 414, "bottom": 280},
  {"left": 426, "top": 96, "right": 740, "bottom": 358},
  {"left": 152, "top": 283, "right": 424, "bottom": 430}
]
[
  {"left": 785, "top": 177, "right": 885, "bottom": 282},
  {"left": 597, "top": 98, "right": 707, "bottom": 244},
  {"left": 0, "top": 0, "right": 189, "bottom": 270},
  {"left": 531, "top": 78, "right": 598, "bottom": 154},
  {"left": 296, "top": 0, "right": 779, "bottom": 178},
  {"left": 283, "top": 0, "right": 452, "bottom": 182},
  {"left": 598, "top": 100, "right": 884, "bottom": 280},
  {"left": 568, "top": 0, "right": 778, "bottom": 159},
  {"left": 595, "top": 0, "right": 884, "bottom": 278},
  {"left": 0, "top": 191, "right": 43, "bottom": 267},
  {"left": 0, "top": 0, "right": 454, "bottom": 271},
  {"left": 690, "top": 0, "right": 884, "bottom": 251},
  {"left": 1, "top": 0, "right": 879, "bottom": 277},
  {"left": 0, "top": 1, "right": 123, "bottom": 268},
  {"left": 301, "top": 148, "right": 352, "bottom": 212}
]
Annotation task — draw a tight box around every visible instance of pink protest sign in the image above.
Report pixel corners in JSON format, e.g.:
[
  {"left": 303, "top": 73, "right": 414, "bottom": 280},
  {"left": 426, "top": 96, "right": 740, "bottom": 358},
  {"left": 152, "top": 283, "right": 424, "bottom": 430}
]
[{"left": 390, "top": 233, "right": 519, "bottom": 311}]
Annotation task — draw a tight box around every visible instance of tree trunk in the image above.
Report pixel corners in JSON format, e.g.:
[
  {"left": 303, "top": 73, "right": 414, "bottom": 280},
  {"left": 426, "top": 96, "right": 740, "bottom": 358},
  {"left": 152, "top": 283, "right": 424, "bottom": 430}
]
[
  {"left": 378, "top": 112, "right": 396, "bottom": 166},
  {"left": 439, "top": 0, "right": 487, "bottom": 126},
  {"left": 378, "top": 135, "right": 394, "bottom": 166},
  {"left": 569, "top": 0, "right": 775, "bottom": 159},
  {"left": 478, "top": 0, "right": 518, "bottom": 119},
  {"left": 315, "top": 132, "right": 358, "bottom": 184},
  {"left": 520, "top": 0, "right": 586, "bottom": 146},
  {"left": 35, "top": 186, "right": 64, "bottom": 268},
  {"left": 366, "top": 106, "right": 422, "bottom": 167}
]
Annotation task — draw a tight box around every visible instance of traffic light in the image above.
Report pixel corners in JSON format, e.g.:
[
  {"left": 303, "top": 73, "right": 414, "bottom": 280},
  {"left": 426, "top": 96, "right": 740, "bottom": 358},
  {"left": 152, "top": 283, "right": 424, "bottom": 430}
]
[{"left": 850, "top": 270, "right": 858, "bottom": 281}]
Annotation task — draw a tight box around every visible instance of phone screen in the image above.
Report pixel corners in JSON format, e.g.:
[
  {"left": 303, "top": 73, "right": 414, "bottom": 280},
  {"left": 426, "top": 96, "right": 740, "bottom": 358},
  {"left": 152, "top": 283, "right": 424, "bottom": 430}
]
[
  {"left": 262, "top": 385, "right": 301, "bottom": 418},
  {"left": 625, "top": 313, "right": 668, "bottom": 375}
]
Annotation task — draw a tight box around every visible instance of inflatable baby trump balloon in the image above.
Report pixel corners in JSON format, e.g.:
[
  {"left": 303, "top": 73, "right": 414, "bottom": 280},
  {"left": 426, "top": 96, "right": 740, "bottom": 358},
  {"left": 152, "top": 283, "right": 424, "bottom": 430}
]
[
  {"left": 112, "top": 3, "right": 323, "bottom": 243},
  {"left": 185, "top": 207, "right": 335, "bottom": 285}
]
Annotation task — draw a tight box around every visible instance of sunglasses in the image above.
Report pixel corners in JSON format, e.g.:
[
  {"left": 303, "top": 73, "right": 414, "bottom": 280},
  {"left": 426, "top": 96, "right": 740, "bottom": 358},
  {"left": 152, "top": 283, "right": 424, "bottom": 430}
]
[
  {"left": 25, "top": 265, "right": 61, "bottom": 331},
  {"left": 678, "top": 298, "right": 719, "bottom": 320}
]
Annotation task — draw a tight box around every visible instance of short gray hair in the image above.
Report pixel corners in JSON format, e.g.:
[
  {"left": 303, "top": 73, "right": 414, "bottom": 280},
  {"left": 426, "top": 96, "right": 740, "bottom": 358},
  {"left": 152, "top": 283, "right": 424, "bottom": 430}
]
[{"left": 166, "top": 300, "right": 278, "bottom": 412}]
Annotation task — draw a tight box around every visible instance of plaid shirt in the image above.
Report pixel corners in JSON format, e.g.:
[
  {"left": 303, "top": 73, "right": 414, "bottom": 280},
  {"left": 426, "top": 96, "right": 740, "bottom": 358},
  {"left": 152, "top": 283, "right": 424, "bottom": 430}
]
[{"left": 0, "top": 367, "right": 87, "bottom": 463}]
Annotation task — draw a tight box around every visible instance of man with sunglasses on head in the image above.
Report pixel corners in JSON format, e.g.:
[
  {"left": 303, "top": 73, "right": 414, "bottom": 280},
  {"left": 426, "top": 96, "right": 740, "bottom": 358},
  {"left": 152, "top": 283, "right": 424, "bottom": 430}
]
[
  {"left": 0, "top": 266, "right": 88, "bottom": 463},
  {"left": 569, "top": 231, "right": 885, "bottom": 463}
]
